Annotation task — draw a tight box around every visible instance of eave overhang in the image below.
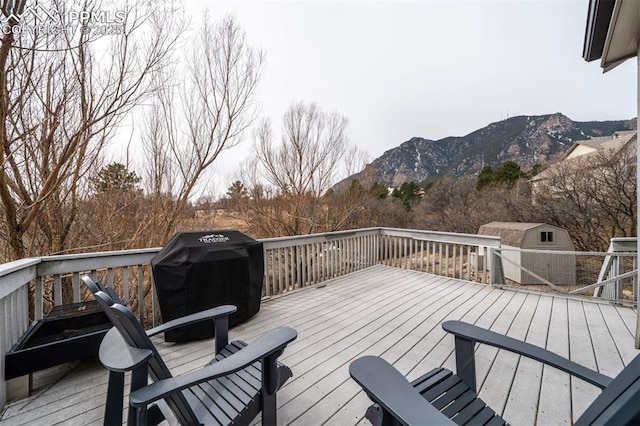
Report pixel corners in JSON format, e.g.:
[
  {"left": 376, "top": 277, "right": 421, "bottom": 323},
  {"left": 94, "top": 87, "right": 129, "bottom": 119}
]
[{"left": 583, "top": 0, "right": 640, "bottom": 72}]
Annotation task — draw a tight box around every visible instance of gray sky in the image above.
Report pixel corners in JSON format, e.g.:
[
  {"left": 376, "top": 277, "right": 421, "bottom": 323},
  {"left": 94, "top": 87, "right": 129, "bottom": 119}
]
[{"left": 184, "top": 0, "right": 636, "bottom": 190}]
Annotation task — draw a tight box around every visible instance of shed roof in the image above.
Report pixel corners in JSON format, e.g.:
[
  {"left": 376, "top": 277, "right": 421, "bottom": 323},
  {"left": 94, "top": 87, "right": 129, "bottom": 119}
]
[{"left": 478, "top": 222, "right": 551, "bottom": 247}]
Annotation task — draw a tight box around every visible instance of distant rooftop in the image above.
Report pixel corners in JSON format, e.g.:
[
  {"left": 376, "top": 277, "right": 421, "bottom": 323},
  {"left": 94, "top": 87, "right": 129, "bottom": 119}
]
[
  {"left": 530, "top": 130, "right": 637, "bottom": 183},
  {"left": 573, "top": 130, "right": 636, "bottom": 151}
]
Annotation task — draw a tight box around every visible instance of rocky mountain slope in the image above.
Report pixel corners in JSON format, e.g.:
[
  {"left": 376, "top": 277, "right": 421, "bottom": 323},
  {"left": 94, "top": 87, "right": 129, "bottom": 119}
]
[{"left": 346, "top": 113, "right": 635, "bottom": 188}]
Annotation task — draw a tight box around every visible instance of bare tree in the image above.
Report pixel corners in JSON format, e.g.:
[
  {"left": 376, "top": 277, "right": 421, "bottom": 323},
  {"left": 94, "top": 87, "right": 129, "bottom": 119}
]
[
  {"left": 142, "top": 12, "right": 264, "bottom": 245},
  {"left": 533, "top": 149, "right": 636, "bottom": 251},
  {"left": 242, "top": 101, "right": 367, "bottom": 236},
  {"left": 257, "top": 102, "right": 348, "bottom": 198},
  {"left": 0, "top": 0, "right": 184, "bottom": 259},
  {"left": 414, "top": 176, "right": 482, "bottom": 233}
]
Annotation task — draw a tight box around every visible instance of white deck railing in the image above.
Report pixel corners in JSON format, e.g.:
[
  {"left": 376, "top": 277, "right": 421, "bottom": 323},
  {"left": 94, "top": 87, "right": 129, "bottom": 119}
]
[
  {"left": 594, "top": 238, "right": 638, "bottom": 301},
  {"left": 260, "top": 228, "right": 499, "bottom": 296},
  {"left": 2, "top": 228, "right": 638, "bottom": 408},
  {"left": 0, "top": 227, "right": 498, "bottom": 408}
]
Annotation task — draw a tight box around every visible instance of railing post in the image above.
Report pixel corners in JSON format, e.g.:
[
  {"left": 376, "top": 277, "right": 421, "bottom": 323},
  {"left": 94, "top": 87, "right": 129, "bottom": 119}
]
[{"left": 490, "top": 248, "right": 505, "bottom": 286}]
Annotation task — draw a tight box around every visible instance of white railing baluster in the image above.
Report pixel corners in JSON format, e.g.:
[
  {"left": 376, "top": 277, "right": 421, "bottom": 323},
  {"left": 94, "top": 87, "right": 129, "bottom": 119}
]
[
  {"left": 264, "top": 249, "right": 271, "bottom": 296},
  {"left": 107, "top": 268, "right": 114, "bottom": 288},
  {"left": 151, "top": 272, "right": 158, "bottom": 327},
  {"left": 452, "top": 245, "right": 457, "bottom": 278},
  {"left": 445, "top": 244, "right": 450, "bottom": 277},
  {"left": 72, "top": 273, "right": 81, "bottom": 302},
  {"left": 271, "top": 248, "right": 277, "bottom": 293},
  {"left": 35, "top": 276, "right": 43, "bottom": 321},
  {"left": 122, "top": 267, "right": 130, "bottom": 305},
  {"left": 137, "top": 265, "right": 144, "bottom": 324},
  {"left": 466, "top": 246, "right": 471, "bottom": 281},
  {"left": 319, "top": 241, "right": 325, "bottom": 279},
  {"left": 332, "top": 239, "right": 338, "bottom": 275},
  {"left": 459, "top": 245, "right": 464, "bottom": 279},
  {"left": 297, "top": 245, "right": 302, "bottom": 288},
  {"left": 53, "top": 275, "right": 62, "bottom": 306},
  {"left": 284, "top": 247, "right": 290, "bottom": 292},
  {"left": 277, "top": 248, "right": 282, "bottom": 294}
]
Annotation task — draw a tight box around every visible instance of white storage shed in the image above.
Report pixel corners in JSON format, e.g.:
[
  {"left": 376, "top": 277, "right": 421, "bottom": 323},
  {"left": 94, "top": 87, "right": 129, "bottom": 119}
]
[{"left": 477, "top": 222, "right": 576, "bottom": 285}]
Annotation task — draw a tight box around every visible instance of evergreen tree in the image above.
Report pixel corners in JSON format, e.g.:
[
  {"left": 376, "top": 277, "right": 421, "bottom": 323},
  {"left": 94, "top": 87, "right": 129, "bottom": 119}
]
[
  {"left": 476, "top": 166, "right": 494, "bottom": 191},
  {"left": 392, "top": 181, "right": 420, "bottom": 211},
  {"left": 226, "top": 180, "right": 249, "bottom": 200},
  {"left": 92, "top": 163, "right": 141, "bottom": 194},
  {"left": 493, "top": 161, "right": 522, "bottom": 187}
]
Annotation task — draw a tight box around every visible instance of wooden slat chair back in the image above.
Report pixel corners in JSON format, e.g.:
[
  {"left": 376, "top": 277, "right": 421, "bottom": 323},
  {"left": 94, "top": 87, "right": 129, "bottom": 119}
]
[
  {"left": 83, "top": 276, "right": 297, "bottom": 426},
  {"left": 92, "top": 290, "right": 197, "bottom": 424},
  {"left": 80, "top": 276, "right": 122, "bottom": 305},
  {"left": 350, "top": 320, "right": 640, "bottom": 426}
]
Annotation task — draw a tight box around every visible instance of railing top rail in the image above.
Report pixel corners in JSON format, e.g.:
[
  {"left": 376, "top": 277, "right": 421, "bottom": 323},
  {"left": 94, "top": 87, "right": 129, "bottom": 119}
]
[
  {"left": 378, "top": 227, "right": 502, "bottom": 248},
  {"left": 499, "top": 247, "right": 638, "bottom": 257},
  {"left": 260, "top": 227, "right": 381, "bottom": 249},
  {"left": 0, "top": 258, "right": 41, "bottom": 278},
  {"left": 610, "top": 238, "right": 638, "bottom": 252},
  {"left": 37, "top": 248, "right": 162, "bottom": 276},
  {"left": 41, "top": 247, "right": 163, "bottom": 262},
  {"left": 610, "top": 237, "right": 637, "bottom": 243},
  {"left": 0, "top": 258, "right": 40, "bottom": 299}
]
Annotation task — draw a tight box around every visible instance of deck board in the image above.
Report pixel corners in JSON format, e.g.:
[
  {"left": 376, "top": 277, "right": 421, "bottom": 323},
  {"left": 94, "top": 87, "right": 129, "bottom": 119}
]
[
  {"left": 1, "top": 264, "right": 638, "bottom": 426},
  {"left": 536, "top": 297, "right": 571, "bottom": 425},
  {"left": 502, "top": 294, "right": 552, "bottom": 424},
  {"left": 567, "top": 298, "right": 601, "bottom": 421}
]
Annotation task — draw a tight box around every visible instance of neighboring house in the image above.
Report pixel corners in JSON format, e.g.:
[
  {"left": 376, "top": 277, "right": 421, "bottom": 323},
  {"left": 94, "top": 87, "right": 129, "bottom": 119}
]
[
  {"left": 478, "top": 221, "right": 576, "bottom": 285},
  {"left": 530, "top": 130, "right": 637, "bottom": 191},
  {"left": 583, "top": 0, "right": 640, "bottom": 348},
  {"left": 564, "top": 130, "right": 636, "bottom": 160}
]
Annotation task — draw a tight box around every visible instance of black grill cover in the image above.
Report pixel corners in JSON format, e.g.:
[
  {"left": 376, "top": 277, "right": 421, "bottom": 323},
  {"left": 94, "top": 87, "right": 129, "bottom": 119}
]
[{"left": 151, "top": 230, "right": 263, "bottom": 342}]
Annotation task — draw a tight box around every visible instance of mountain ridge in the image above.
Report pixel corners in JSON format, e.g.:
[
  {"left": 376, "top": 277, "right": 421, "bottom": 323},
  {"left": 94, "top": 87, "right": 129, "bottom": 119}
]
[{"left": 344, "top": 113, "right": 635, "bottom": 188}]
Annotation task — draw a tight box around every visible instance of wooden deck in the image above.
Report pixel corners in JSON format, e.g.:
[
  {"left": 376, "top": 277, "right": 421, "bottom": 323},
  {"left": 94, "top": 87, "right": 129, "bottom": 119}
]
[{"left": 1, "top": 265, "right": 638, "bottom": 425}]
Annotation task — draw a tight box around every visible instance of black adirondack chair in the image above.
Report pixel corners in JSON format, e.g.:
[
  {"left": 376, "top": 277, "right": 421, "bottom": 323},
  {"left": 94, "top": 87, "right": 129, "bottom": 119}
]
[
  {"left": 350, "top": 320, "right": 640, "bottom": 426},
  {"left": 81, "top": 275, "right": 124, "bottom": 304},
  {"left": 82, "top": 276, "right": 297, "bottom": 426}
]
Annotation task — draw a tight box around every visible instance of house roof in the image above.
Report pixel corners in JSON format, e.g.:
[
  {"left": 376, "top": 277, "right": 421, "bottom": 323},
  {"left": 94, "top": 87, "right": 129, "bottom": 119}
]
[
  {"left": 565, "top": 130, "right": 636, "bottom": 156},
  {"left": 583, "top": 0, "right": 640, "bottom": 72},
  {"left": 478, "top": 222, "right": 547, "bottom": 247},
  {"left": 530, "top": 131, "right": 637, "bottom": 182}
]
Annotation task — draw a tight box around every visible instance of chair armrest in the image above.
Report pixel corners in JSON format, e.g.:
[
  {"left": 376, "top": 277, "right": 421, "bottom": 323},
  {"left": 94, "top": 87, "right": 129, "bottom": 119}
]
[
  {"left": 99, "top": 328, "right": 153, "bottom": 372},
  {"left": 442, "top": 321, "right": 612, "bottom": 389},
  {"left": 145, "top": 305, "right": 237, "bottom": 337},
  {"left": 350, "top": 356, "right": 454, "bottom": 425},
  {"left": 129, "top": 326, "right": 297, "bottom": 407}
]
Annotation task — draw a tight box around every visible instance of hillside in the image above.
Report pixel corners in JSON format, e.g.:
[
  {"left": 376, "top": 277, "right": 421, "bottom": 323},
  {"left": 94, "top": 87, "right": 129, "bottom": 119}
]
[{"left": 345, "top": 113, "right": 635, "bottom": 187}]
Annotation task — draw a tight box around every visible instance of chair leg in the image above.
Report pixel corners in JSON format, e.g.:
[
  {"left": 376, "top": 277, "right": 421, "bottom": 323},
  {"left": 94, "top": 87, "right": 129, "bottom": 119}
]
[
  {"left": 146, "top": 404, "right": 165, "bottom": 426},
  {"left": 104, "top": 371, "right": 125, "bottom": 426},
  {"left": 128, "top": 365, "right": 148, "bottom": 426},
  {"left": 135, "top": 407, "right": 148, "bottom": 426},
  {"left": 261, "top": 392, "right": 277, "bottom": 426},
  {"left": 261, "top": 352, "right": 282, "bottom": 425}
]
